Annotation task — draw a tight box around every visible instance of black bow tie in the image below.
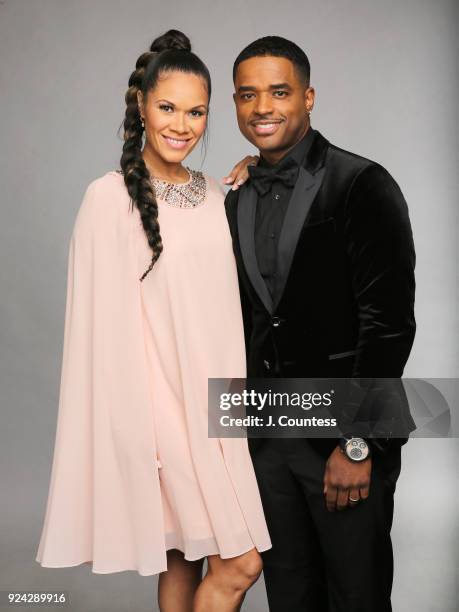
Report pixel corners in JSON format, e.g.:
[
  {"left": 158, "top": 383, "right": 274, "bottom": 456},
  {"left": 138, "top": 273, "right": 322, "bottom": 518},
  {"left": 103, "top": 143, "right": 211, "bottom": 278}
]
[{"left": 248, "top": 156, "right": 299, "bottom": 197}]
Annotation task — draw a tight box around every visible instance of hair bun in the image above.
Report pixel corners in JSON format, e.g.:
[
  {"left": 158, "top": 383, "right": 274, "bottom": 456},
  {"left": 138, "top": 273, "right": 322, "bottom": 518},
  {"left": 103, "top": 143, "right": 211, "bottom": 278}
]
[{"left": 150, "top": 29, "right": 191, "bottom": 53}]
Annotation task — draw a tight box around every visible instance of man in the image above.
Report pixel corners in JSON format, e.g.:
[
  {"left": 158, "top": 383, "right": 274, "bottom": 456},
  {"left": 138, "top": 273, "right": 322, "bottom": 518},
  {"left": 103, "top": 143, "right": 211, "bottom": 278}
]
[{"left": 224, "top": 36, "right": 416, "bottom": 612}]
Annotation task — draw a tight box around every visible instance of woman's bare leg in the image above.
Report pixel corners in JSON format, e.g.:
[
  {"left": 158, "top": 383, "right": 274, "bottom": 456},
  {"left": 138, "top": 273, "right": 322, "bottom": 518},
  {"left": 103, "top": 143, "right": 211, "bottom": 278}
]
[
  {"left": 192, "top": 547, "right": 263, "bottom": 612},
  {"left": 158, "top": 549, "right": 204, "bottom": 612}
]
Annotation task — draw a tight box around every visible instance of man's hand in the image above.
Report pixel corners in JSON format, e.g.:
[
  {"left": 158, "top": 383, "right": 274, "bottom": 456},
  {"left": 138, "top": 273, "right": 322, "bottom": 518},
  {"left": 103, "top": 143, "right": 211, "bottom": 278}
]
[
  {"left": 222, "top": 155, "right": 259, "bottom": 190},
  {"left": 323, "top": 445, "right": 371, "bottom": 512}
]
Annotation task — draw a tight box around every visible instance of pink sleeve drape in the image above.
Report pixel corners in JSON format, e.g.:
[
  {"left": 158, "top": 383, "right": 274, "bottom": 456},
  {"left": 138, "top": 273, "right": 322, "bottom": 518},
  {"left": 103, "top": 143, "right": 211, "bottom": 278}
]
[{"left": 35, "top": 176, "right": 167, "bottom": 575}]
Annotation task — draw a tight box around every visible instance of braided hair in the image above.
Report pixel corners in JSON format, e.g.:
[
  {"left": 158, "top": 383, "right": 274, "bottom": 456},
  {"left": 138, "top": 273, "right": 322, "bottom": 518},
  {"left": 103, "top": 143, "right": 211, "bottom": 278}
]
[{"left": 120, "top": 29, "right": 212, "bottom": 281}]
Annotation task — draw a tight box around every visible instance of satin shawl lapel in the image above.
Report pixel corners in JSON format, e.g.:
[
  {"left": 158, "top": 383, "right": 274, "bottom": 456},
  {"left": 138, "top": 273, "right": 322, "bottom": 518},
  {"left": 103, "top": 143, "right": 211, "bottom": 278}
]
[
  {"left": 272, "top": 164, "right": 326, "bottom": 311},
  {"left": 237, "top": 183, "right": 274, "bottom": 313}
]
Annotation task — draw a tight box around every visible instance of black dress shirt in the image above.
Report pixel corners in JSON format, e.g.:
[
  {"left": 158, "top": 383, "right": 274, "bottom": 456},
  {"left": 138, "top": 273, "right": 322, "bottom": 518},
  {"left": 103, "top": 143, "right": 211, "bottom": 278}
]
[{"left": 253, "top": 127, "right": 316, "bottom": 298}]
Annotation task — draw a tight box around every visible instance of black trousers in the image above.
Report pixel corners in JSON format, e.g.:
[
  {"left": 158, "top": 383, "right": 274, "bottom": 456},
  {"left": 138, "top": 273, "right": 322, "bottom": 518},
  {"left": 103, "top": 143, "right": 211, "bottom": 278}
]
[{"left": 250, "top": 438, "right": 402, "bottom": 612}]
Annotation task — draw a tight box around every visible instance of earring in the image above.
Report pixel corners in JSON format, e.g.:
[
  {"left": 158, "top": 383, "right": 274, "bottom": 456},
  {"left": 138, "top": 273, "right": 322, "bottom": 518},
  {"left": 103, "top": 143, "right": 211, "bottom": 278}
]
[
  {"left": 307, "top": 108, "right": 312, "bottom": 116},
  {"left": 141, "top": 116, "right": 145, "bottom": 129}
]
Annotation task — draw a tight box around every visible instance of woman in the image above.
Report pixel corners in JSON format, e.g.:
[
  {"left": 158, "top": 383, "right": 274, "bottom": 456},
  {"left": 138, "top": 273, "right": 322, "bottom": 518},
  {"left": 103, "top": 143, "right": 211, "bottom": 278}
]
[{"left": 35, "top": 29, "right": 270, "bottom": 612}]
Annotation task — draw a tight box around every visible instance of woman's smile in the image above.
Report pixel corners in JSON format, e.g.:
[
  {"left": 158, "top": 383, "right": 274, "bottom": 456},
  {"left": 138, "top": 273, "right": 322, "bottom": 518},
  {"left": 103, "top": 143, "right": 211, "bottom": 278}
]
[{"left": 161, "top": 134, "right": 193, "bottom": 149}]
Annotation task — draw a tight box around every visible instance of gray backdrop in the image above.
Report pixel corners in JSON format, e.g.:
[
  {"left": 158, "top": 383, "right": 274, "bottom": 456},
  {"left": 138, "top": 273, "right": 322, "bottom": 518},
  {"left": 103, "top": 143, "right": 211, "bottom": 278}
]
[{"left": 1, "top": 0, "right": 458, "bottom": 610}]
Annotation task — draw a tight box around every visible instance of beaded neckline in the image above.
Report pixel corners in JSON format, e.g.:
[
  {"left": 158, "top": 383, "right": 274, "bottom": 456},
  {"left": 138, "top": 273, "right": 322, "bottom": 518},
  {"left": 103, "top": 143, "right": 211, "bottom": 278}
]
[
  {"left": 115, "top": 167, "right": 206, "bottom": 209},
  {"left": 152, "top": 167, "right": 193, "bottom": 187}
]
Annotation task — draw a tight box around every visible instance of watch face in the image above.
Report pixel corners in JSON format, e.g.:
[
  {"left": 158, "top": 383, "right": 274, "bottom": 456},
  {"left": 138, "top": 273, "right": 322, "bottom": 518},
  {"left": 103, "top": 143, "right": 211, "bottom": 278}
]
[{"left": 346, "top": 438, "right": 369, "bottom": 461}]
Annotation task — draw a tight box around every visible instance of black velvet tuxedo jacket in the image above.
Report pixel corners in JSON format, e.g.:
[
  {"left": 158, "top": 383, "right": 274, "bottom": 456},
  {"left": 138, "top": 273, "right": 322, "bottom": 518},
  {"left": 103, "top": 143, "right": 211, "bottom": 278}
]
[{"left": 224, "top": 131, "right": 416, "bottom": 451}]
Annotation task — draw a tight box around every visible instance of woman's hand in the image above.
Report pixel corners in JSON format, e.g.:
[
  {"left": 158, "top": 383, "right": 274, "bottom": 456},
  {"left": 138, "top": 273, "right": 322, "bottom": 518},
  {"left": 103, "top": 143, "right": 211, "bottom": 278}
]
[{"left": 222, "top": 155, "right": 259, "bottom": 191}]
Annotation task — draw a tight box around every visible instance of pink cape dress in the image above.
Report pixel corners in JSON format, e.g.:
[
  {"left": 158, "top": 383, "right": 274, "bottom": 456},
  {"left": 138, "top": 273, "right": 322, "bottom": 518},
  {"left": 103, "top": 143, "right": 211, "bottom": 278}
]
[{"left": 35, "top": 170, "right": 271, "bottom": 576}]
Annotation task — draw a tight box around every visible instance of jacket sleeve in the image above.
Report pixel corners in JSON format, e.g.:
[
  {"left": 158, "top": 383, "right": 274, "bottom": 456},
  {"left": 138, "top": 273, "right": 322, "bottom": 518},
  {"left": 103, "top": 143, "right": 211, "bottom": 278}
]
[
  {"left": 344, "top": 163, "right": 416, "bottom": 378},
  {"left": 338, "top": 164, "right": 416, "bottom": 450}
]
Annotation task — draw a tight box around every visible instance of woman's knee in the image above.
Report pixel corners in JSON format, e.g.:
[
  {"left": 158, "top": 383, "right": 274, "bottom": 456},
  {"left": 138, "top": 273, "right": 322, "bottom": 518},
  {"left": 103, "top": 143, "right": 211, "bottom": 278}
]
[
  {"left": 236, "top": 549, "right": 263, "bottom": 586},
  {"left": 209, "top": 548, "right": 263, "bottom": 593}
]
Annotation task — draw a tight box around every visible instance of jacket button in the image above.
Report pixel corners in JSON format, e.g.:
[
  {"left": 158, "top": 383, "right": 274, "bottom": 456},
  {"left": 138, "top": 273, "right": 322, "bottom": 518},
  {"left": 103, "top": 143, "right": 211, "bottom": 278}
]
[
  {"left": 271, "top": 316, "right": 281, "bottom": 327},
  {"left": 263, "top": 359, "right": 270, "bottom": 370}
]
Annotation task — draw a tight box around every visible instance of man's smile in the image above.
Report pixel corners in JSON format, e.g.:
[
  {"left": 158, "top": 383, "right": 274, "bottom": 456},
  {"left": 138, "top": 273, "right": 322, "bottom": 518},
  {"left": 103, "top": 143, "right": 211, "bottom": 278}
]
[{"left": 250, "top": 119, "right": 284, "bottom": 136}]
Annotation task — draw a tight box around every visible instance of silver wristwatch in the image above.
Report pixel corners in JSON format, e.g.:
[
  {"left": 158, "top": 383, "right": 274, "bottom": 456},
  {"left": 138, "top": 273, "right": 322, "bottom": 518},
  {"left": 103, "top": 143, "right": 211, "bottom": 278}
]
[{"left": 339, "top": 437, "right": 371, "bottom": 462}]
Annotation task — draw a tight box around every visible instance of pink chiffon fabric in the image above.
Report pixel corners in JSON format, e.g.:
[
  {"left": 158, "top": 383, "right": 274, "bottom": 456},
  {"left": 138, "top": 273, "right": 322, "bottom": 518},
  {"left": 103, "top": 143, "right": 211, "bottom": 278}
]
[{"left": 35, "top": 170, "right": 271, "bottom": 576}]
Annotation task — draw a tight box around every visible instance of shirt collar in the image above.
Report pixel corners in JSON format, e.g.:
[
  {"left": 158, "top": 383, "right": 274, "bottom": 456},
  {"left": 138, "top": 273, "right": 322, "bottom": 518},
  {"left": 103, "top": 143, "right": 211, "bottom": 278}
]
[{"left": 258, "top": 126, "right": 316, "bottom": 169}]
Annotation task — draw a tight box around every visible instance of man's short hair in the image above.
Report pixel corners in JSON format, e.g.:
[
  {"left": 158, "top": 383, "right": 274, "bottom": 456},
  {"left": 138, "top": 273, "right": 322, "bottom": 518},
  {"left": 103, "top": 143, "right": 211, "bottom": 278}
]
[{"left": 233, "top": 36, "right": 311, "bottom": 85}]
